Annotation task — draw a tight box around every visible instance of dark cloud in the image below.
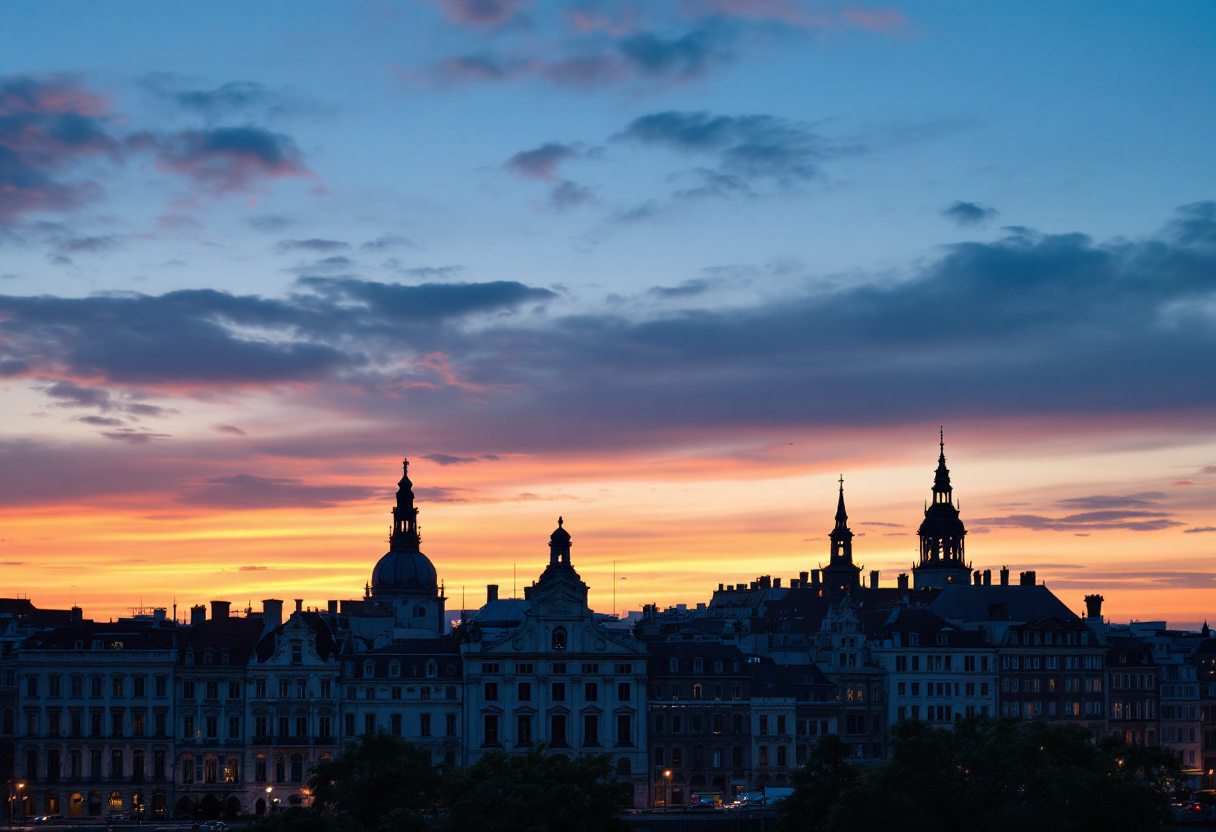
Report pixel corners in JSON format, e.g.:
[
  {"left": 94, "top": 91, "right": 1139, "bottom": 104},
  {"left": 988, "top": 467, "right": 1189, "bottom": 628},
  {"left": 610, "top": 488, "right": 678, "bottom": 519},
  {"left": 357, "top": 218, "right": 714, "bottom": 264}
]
[
  {"left": 650, "top": 279, "right": 711, "bottom": 299},
  {"left": 860, "top": 521, "right": 903, "bottom": 528},
  {"left": 137, "top": 126, "right": 311, "bottom": 194},
  {"left": 617, "top": 24, "right": 735, "bottom": 80},
  {"left": 430, "top": 0, "right": 532, "bottom": 27},
  {"left": 399, "top": 265, "right": 464, "bottom": 280},
  {"left": 504, "top": 142, "right": 579, "bottom": 181},
  {"left": 422, "top": 453, "right": 480, "bottom": 465},
  {"left": 974, "top": 510, "right": 1181, "bottom": 533},
  {"left": 1199, "top": 465, "right": 1216, "bottom": 475},
  {"left": 361, "top": 234, "right": 414, "bottom": 252},
  {"left": 74, "top": 415, "right": 125, "bottom": 427},
  {"left": 214, "top": 425, "right": 247, "bottom": 436},
  {"left": 1039, "top": 570, "right": 1215, "bottom": 590},
  {"left": 615, "top": 110, "right": 852, "bottom": 196},
  {"left": 1184, "top": 526, "right": 1216, "bottom": 534},
  {"left": 1056, "top": 492, "right": 1166, "bottom": 510},
  {"left": 145, "top": 77, "right": 317, "bottom": 121},
  {"left": 289, "top": 255, "right": 356, "bottom": 275},
  {"left": 43, "top": 380, "right": 113, "bottom": 409},
  {"left": 942, "top": 201, "right": 998, "bottom": 227},
  {"left": 294, "top": 277, "right": 556, "bottom": 322},
  {"left": 0, "top": 75, "right": 117, "bottom": 223},
  {"left": 547, "top": 180, "right": 595, "bottom": 211},
  {"left": 57, "top": 234, "right": 121, "bottom": 254},
  {"left": 182, "top": 473, "right": 377, "bottom": 509},
  {"left": 412, "top": 486, "right": 471, "bottom": 503},
  {"left": 275, "top": 238, "right": 350, "bottom": 254}
]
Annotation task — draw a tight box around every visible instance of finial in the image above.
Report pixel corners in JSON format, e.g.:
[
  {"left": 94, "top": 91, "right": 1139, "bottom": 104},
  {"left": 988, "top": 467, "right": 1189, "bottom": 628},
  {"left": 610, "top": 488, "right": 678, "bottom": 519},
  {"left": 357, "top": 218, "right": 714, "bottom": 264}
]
[
  {"left": 558, "top": 516, "right": 564, "bottom": 527},
  {"left": 403, "top": 457, "right": 409, "bottom": 472},
  {"left": 939, "top": 426, "right": 945, "bottom": 458},
  {"left": 838, "top": 474, "right": 844, "bottom": 491}
]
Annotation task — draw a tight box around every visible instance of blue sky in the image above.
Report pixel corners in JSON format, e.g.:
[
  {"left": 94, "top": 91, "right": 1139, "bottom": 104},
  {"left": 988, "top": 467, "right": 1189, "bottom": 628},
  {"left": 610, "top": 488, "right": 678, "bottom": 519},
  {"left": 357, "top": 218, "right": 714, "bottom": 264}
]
[{"left": 0, "top": 1, "right": 1213, "bottom": 621}]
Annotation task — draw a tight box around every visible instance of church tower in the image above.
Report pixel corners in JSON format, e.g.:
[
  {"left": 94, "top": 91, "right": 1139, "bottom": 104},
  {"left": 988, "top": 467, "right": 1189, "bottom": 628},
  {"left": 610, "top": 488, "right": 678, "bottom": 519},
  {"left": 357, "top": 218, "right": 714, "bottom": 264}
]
[
  {"left": 821, "top": 477, "right": 861, "bottom": 598},
  {"left": 912, "top": 430, "right": 972, "bottom": 589}
]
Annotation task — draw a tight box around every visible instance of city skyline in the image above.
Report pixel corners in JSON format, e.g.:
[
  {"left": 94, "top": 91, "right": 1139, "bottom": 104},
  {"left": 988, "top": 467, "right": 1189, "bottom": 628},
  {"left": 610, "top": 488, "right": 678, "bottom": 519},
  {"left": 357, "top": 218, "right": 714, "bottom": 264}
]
[{"left": 0, "top": 1, "right": 1213, "bottom": 626}]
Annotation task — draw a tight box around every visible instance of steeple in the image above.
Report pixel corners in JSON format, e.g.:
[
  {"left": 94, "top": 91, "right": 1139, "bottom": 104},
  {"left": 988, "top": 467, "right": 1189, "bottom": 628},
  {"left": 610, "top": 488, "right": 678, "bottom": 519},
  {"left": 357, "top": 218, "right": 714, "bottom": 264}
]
[
  {"left": 822, "top": 477, "right": 860, "bottom": 597},
  {"left": 389, "top": 458, "right": 421, "bottom": 552},
  {"left": 913, "top": 430, "right": 971, "bottom": 589},
  {"left": 932, "top": 426, "right": 953, "bottom": 504},
  {"left": 548, "top": 516, "right": 572, "bottom": 567}
]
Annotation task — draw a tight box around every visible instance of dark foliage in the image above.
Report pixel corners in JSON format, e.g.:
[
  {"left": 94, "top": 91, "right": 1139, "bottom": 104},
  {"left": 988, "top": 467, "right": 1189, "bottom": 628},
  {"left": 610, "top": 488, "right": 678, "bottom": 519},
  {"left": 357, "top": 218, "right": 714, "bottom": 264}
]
[
  {"left": 780, "top": 718, "right": 1182, "bottom": 832},
  {"left": 436, "top": 748, "right": 630, "bottom": 832},
  {"left": 308, "top": 734, "right": 439, "bottom": 831}
]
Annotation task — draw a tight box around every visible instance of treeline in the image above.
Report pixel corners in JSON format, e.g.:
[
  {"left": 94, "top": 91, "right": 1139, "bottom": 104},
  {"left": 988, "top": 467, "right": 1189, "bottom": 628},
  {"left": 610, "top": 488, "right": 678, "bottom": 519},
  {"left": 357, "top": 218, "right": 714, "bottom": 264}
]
[
  {"left": 779, "top": 718, "right": 1184, "bottom": 832},
  {"left": 253, "top": 718, "right": 1185, "bottom": 832}
]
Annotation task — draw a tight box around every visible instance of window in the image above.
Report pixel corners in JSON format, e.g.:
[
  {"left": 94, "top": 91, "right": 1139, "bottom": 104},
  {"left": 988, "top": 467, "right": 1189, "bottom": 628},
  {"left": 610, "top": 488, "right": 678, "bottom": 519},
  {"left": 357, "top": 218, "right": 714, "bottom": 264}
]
[
  {"left": 732, "top": 714, "right": 744, "bottom": 734},
  {"left": 584, "top": 682, "right": 597, "bottom": 701},
  {"left": 275, "top": 754, "right": 286, "bottom": 782},
  {"left": 280, "top": 679, "right": 290, "bottom": 698},
  {"left": 759, "top": 715, "right": 769, "bottom": 735},
  {"left": 277, "top": 715, "right": 289, "bottom": 737},
  {"left": 320, "top": 716, "right": 332, "bottom": 738},
  {"left": 391, "top": 714, "right": 402, "bottom": 736},
  {"left": 113, "top": 677, "right": 125, "bottom": 697},
  {"left": 618, "top": 682, "right": 631, "bottom": 701},
  {"left": 583, "top": 714, "right": 599, "bottom": 745},
  {"left": 516, "top": 663, "right": 534, "bottom": 673},
  {"left": 654, "top": 747, "right": 665, "bottom": 766},
  {"left": 759, "top": 746, "right": 769, "bottom": 766},
  {"left": 777, "top": 746, "right": 787, "bottom": 767},
  {"left": 297, "top": 679, "right": 306, "bottom": 698},
  {"left": 616, "top": 714, "right": 632, "bottom": 746},
  {"left": 552, "top": 682, "right": 567, "bottom": 702},
  {"left": 344, "top": 713, "right": 355, "bottom": 736},
  {"left": 694, "top": 657, "right": 704, "bottom": 673},
  {"left": 485, "top": 682, "right": 499, "bottom": 702},
  {"left": 420, "top": 714, "right": 431, "bottom": 737},
  {"left": 519, "top": 682, "right": 532, "bottom": 701},
  {"left": 446, "top": 714, "right": 457, "bottom": 736},
  {"left": 292, "top": 645, "right": 303, "bottom": 665},
  {"left": 484, "top": 714, "right": 499, "bottom": 745},
  {"left": 296, "top": 716, "right": 307, "bottom": 737},
  {"left": 669, "top": 657, "right": 679, "bottom": 672},
  {"left": 713, "top": 714, "right": 724, "bottom": 734},
  {"left": 582, "top": 663, "right": 599, "bottom": 674},
  {"left": 364, "top": 714, "right": 376, "bottom": 734},
  {"left": 229, "top": 716, "right": 240, "bottom": 739},
  {"left": 134, "top": 676, "right": 146, "bottom": 697},
  {"left": 112, "top": 710, "right": 124, "bottom": 737},
  {"left": 291, "top": 753, "right": 304, "bottom": 782},
  {"left": 391, "top": 686, "right": 402, "bottom": 700},
  {"left": 482, "top": 663, "right": 500, "bottom": 673},
  {"left": 552, "top": 627, "right": 568, "bottom": 651},
  {"left": 255, "top": 755, "right": 267, "bottom": 783},
  {"left": 181, "top": 754, "right": 194, "bottom": 783},
  {"left": 132, "top": 712, "right": 145, "bottom": 737},
  {"left": 551, "top": 714, "right": 568, "bottom": 747},
  {"left": 321, "top": 679, "right": 332, "bottom": 698}
]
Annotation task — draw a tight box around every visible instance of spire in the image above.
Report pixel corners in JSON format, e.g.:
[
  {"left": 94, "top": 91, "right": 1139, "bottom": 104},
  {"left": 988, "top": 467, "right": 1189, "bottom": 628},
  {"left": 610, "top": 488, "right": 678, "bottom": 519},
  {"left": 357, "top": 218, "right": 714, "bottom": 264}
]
[
  {"left": 933, "top": 427, "right": 952, "bottom": 499},
  {"left": 389, "top": 457, "right": 421, "bottom": 552},
  {"left": 548, "top": 516, "right": 572, "bottom": 566},
  {"left": 834, "top": 475, "right": 848, "bottom": 527}
]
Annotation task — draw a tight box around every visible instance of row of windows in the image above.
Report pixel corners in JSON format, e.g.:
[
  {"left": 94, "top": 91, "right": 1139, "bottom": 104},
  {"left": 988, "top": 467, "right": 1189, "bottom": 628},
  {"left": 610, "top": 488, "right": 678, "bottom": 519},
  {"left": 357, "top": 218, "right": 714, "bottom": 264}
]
[
  {"left": 1001, "top": 700, "right": 1102, "bottom": 717},
  {"left": 1010, "top": 630, "right": 1091, "bottom": 647},
  {"left": 1111, "top": 700, "right": 1156, "bottom": 720},
  {"left": 479, "top": 662, "right": 634, "bottom": 675},
  {"left": 350, "top": 685, "right": 457, "bottom": 701},
  {"left": 1111, "top": 673, "right": 1157, "bottom": 690},
  {"left": 662, "top": 657, "right": 741, "bottom": 674},
  {"left": 1001, "top": 677, "right": 1101, "bottom": 693},
  {"left": 24, "top": 748, "right": 167, "bottom": 780},
  {"left": 649, "top": 683, "right": 743, "bottom": 701},
  {"left": 896, "top": 704, "right": 990, "bottom": 721},
  {"left": 481, "top": 712, "right": 633, "bottom": 748},
  {"left": 896, "top": 681, "right": 991, "bottom": 698},
  {"left": 343, "top": 712, "right": 459, "bottom": 739},
  {"left": 350, "top": 659, "right": 456, "bottom": 679},
  {"left": 484, "top": 681, "right": 630, "bottom": 703},
  {"left": 653, "top": 712, "right": 745, "bottom": 736},
  {"left": 1002, "top": 655, "right": 1102, "bottom": 670},
  {"left": 22, "top": 710, "right": 168, "bottom": 739},
  {"left": 653, "top": 745, "right": 753, "bottom": 768},
  {"left": 25, "top": 676, "right": 168, "bottom": 699},
  {"left": 893, "top": 655, "right": 992, "bottom": 672}
]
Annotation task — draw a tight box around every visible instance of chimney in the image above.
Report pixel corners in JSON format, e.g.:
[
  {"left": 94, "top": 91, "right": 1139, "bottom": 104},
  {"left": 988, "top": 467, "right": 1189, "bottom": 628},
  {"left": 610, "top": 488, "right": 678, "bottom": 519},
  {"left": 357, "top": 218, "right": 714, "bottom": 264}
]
[
  {"left": 737, "top": 583, "right": 746, "bottom": 591},
  {"left": 262, "top": 599, "right": 283, "bottom": 632},
  {"left": 524, "top": 585, "right": 534, "bottom": 601},
  {"left": 790, "top": 579, "right": 800, "bottom": 589},
  {"left": 773, "top": 577, "right": 782, "bottom": 589},
  {"left": 190, "top": 604, "right": 207, "bottom": 625},
  {"left": 70, "top": 605, "right": 83, "bottom": 623},
  {"left": 1000, "top": 566, "right": 1010, "bottom": 586},
  {"left": 294, "top": 599, "right": 303, "bottom": 614},
  {"left": 327, "top": 600, "right": 339, "bottom": 617},
  {"left": 983, "top": 569, "right": 992, "bottom": 586},
  {"left": 1084, "top": 594, "right": 1104, "bottom": 619},
  {"left": 153, "top": 608, "right": 166, "bottom": 624},
  {"left": 811, "top": 570, "right": 821, "bottom": 589},
  {"left": 210, "top": 600, "right": 230, "bottom": 620},
  {"left": 718, "top": 583, "right": 725, "bottom": 592},
  {"left": 870, "top": 570, "right": 879, "bottom": 590},
  {"left": 1019, "top": 570, "right": 1036, "bottom": 586},
  {"left": 487, "top": 584, "right": 499, "bottom": 603},
  {"left": 973, "top": 571, "right": 981, "bottom": 585},
  {"left": 897, "top": 573, "right": 909, "bottom": 590},
  {"left": 759, "top": 576, "right": 771, "bottom": 590},
  {"left": 750, "top": 581, "right": 758, "bottom": 590}
]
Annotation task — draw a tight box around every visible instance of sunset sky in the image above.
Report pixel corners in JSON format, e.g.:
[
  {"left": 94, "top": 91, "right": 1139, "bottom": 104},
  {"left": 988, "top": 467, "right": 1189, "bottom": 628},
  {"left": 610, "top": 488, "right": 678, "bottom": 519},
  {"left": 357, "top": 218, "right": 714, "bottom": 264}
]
[{"left": 0, "top": 1, "right": 1213, "bottom": 627}]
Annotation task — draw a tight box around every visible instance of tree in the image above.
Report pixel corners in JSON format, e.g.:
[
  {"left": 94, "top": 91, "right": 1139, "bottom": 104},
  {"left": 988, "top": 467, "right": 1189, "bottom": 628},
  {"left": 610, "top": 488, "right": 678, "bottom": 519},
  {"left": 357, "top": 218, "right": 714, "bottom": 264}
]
[
  {"left": 436, "top": 748, "right": 629, "bottom": 832},
  {"left": 307, "top": 734, "right": 440, "bottom": 832},
  {"left": 777, "top": 733, "right": 859, "bottom": 831},
  {"left": 780, "top": 718, "right": 1181, "bottom": 832}
]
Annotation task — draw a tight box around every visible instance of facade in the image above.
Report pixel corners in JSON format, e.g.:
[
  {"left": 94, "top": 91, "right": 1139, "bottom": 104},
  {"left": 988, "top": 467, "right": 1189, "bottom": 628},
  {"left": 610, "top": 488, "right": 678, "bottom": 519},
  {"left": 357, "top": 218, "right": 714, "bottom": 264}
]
[
  {"left": 460, "top": 520, "right": 649, "bottom": 807},
  {"left": 15, "top": 617, "right": 177, "bottom": 820},
  {"left": 1104, "top": 632, "right": 1160, "bottom": 746},
  {"left": 876, "top": 607, "right": 997, "bottom": 728},
  {"left": 996, "top": 617, "right": 1106, "bottom": 733}
]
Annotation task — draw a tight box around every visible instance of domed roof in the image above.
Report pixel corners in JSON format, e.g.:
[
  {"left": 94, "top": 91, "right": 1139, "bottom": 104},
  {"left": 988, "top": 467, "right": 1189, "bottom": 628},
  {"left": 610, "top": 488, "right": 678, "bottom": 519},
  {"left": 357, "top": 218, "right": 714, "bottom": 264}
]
[
  {"left": 372, "top": 549, "right": 438, "bottom": 595},
  {"left": 550, "top": 516, "right": 571, "bottom": 546}
]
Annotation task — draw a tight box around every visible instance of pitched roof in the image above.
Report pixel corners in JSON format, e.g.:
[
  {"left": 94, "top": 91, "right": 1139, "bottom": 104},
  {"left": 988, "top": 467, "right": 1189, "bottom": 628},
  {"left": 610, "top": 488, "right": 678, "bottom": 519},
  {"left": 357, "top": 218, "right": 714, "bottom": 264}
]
[{"left": 929, "top": 584, "right": 1080, "bottom": 625}]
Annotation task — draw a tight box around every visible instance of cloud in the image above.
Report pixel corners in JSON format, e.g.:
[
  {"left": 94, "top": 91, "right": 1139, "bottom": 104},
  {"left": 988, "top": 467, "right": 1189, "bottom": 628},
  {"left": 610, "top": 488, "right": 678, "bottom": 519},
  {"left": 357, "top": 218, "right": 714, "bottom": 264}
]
[
  {"left": 505, "top": 142, "right": 580, "bottom": 182},
  {"left": 0, "top": 74, "right": 117, "bottom": 223},
  {"left": 57, "top": 234, "right": 121, "bottom": 254},
  {"left": 1056, "top": 492, "right": 1166, "bottom": 510},
  {"left": 214, "top": 425, "right": 247, "bottom": 436},
  {"left": 248, "top": 213, "right": 296, "bottom": 232},
  {"left": 182, "top": 473, "right": 378, "bottom": 509},
  {"left": 429, "top": 0, "right": 532, "bottom": 27},
  {"left": 74, "top": 415, "right": 125, "bottom": 427},
  {"left": 1199, "top": 465, "right": 1216, "bottom": 475},
  {"left": 238, "top": 565, "right": 269, "bottom": 571},
  {"left": 138, "top": 126, "right": 312, "bottom": 194},
  {"left": 547, "top": 180, "right": 595, "bottom": 211},
  {"left": 1041, "top": 570, "right": 1216, "bottom": 589},
  {"left": 1184, "top": 526, "right": 1216, "bottom": 534},
  {"left": 43, "top": 380, "right": 113, "bottom": 409},
  {"left": 275, "top": 238, "right": 350, "bottom": 254},
  {"left": 974, "top": 510, "right": 1181, "bottom": 533},
  {"left": 102, "top": 428, "right": 172, "bottom": 444},
  {"left": 614, "top": 110, "right": 853, "bottom": 196},
  {"left": 942, "top": 201, "right": 998, "bottom": 227},
  {"left": 422, "top": 453, "right": 481, "bottom": 465},
  {"left": 145, "top": 77, "right": 317, "bottom": 121},
  {"left": 361, "top": 234, "right": 414, "bottom": 252},
  {"left": 650, "top": 279, "right": 712, "bottom": 299}
]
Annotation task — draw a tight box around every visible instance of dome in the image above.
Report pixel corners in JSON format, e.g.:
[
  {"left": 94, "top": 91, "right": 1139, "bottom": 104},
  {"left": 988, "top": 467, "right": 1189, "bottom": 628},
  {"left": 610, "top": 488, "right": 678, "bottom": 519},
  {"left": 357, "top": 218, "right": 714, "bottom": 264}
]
[
  {"left": 371, "top": 548, "right": 438, "bottom": 595},
  {"left": 550, "top": 516, "right": 571, "bottom": 546}
]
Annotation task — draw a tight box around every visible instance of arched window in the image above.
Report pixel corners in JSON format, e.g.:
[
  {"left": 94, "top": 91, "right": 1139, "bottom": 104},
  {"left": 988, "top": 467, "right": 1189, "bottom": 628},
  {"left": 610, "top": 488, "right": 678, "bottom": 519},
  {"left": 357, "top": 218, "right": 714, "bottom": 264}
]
[
  {"left": 184, "top": 651, "right": 194, "bottom": 666},
  {"left": 693, "top": 684, "right": 703, "bottom": 700},
  {"left": 426, "top": 661, "right": 437, "bottom": 679},
  {"left": 290, "top": 753, "right": 304, "bottom": 783},
  {"left": 180, "top": 754, "right": 194, "bottom": 784},
  {"left": 552, "top": 627, "right": 567, "bottom": 651},
  {"left": 109, "top": 792, "right": 123, "bottom": 813},
  {"left": 414, "top": 605, "right": 426, "bottom": 618}
]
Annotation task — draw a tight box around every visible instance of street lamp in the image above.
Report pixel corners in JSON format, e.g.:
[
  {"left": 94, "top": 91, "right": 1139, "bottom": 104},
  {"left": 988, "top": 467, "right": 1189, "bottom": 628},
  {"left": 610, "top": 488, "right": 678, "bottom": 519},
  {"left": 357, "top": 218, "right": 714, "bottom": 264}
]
[
  {"left": 663, "top": 770, "right": 672, "bottom": 813},
  {"left": 265, "top": 787, "right": 273, "bottom": 814},
  {"left": 10, "top": 782, "right": 25, "bottom": 827}
]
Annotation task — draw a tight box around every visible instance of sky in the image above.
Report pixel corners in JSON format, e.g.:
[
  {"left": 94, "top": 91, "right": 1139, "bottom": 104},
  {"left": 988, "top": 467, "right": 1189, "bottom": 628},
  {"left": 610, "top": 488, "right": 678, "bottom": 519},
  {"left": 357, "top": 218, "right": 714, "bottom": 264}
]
[{"left": 0, "top": 0, "right": 1213, "bottom": 627}]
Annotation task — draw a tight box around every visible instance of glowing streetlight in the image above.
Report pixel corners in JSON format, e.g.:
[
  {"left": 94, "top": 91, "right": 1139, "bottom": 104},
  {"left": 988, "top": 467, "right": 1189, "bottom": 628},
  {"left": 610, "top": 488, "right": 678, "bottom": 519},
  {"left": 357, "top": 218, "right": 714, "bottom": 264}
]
[{"left": 663, "top": 770, "right": 672, "bottom": 812}]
